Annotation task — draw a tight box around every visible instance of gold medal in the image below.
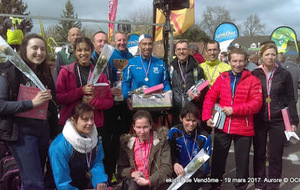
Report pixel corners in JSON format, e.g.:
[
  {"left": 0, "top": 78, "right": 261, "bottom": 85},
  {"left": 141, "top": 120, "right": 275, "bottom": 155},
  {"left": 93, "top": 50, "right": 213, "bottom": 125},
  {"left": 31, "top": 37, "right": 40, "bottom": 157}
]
[
  {"left": 145, "top": 77, "right": 149, "bottom": 81},
  {"left": 86, "top": 171, "right": 92, "bottom": 178},
  {"left": 266, "top": 97, "right": 271, "bottom": 103}
]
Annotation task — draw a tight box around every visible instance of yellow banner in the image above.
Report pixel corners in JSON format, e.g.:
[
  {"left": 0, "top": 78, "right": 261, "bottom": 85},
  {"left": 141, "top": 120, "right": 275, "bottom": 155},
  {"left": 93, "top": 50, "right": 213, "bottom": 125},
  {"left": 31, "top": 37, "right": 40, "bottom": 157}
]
[{"left": 155, "top": 0, "right": 194, "bottom": 41}]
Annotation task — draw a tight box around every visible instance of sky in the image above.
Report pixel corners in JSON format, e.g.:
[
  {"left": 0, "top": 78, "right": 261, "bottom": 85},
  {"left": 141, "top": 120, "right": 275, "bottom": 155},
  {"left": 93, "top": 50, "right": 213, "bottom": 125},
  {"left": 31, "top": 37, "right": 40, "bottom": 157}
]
[{"left": 22, "top": 0, "right": 300, "bottom": 38}]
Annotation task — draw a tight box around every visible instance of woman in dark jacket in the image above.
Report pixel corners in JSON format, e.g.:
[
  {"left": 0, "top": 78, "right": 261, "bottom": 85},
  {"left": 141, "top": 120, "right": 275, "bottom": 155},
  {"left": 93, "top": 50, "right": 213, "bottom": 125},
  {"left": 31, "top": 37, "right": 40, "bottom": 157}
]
[
  {"left": 252, "top": 43, "right": 299, "bottom": 190},
  {"left": 0, "top": 34, "right": 58, "bottom": 189}
]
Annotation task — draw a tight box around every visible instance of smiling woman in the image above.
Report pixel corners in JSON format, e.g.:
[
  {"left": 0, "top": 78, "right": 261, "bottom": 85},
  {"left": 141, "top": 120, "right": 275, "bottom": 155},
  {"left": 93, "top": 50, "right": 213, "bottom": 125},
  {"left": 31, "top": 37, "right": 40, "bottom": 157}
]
[
  {"left": 25, "top": 38, "right": 46, "bottom": 67},
  {"left": 56, "top": 37, "right": 114, "bottom": 133},
  {"left": 168, "top": 103, "right": 211, "bottom": 190},
  {"left": 74, "top": 37, "right": 94, "bottom": 67},
  {"left": 49, "top": 103, "right": 109, "bottom": 189},
  {"left": 252, "top": 43, "right": 299, "bottom": 190},
  {"left": 0, "top": 34, "right": 58, "bottom": 189}
]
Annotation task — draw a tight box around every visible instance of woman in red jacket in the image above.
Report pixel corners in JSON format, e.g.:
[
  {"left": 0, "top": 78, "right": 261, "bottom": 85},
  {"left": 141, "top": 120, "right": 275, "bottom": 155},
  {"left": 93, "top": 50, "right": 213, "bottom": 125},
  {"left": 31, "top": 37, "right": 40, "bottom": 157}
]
[
  {"left": 202, "top": 48, "right": 262, "bottom": 190},
  {"left": 56, "top": 37, "right": 113, "bottom": 134}
]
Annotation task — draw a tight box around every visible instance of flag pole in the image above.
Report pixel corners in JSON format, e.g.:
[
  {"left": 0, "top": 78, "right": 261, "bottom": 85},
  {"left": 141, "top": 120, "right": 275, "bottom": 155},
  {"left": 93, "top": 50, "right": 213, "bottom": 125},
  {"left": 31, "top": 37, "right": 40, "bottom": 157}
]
[
  {"left": 163, "top": 4, "right": 171, "bottom": 66},
  {"left": 152, "top": 3, "right": 156, "bottom": 41}
]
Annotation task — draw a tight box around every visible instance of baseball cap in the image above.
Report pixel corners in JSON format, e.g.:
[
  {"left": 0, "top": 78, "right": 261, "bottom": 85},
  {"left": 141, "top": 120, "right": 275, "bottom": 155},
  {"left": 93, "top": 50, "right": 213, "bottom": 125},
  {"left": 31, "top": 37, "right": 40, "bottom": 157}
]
[{"left": 138, "top": 34, "right": 152, "bottom": 43}]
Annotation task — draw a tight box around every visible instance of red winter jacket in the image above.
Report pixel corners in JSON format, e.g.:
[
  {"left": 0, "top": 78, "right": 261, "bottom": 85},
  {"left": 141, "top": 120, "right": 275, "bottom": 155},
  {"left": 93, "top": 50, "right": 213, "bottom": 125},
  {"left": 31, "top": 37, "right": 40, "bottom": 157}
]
[
  {"left": 193, "top": 53, "right": 205, "bottom": 64},
  {"left": 202, "top": 70, "right": 262, "bottom": 136},
  {"left": 56, "top": 62, "right": 113, "bottom": 127}
]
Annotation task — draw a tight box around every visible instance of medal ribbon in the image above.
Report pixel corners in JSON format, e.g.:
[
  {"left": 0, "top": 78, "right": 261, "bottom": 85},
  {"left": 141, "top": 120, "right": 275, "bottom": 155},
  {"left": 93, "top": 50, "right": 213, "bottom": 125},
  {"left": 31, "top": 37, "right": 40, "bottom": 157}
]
[
  {"left": 177, "top": 60, "right": 188, "bottom": 88},
  {"left": 205, "top": 64, "right": 218, "bottom": 82},
  {"left": 182, "top": 130, "right": 197, "bottom": 161},
  {"left": 262, "top": 65, "right": 277, "bottom": 120},
  {"left": 76, "top": 64, "right": 92, "bottom": 86},
  {"left": 137, "top": 137, "right": 151, "bottom": 175},
  {"left": 85, "top": 142, "right": 93, "bottom": 173},
  {"left": 140, "top": 55, "right": 151, "bottom": 81}
]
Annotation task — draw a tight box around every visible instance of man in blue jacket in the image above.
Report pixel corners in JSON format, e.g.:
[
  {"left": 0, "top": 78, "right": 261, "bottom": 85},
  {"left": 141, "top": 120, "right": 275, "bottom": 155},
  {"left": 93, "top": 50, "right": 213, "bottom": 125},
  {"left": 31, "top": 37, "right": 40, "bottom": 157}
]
[
  {"left": 122, "top": 34, "right": 171, "bottom": 125},
  {"left": 122, "top": 34, "right": 171, "bottom": 105},
  {"left": 101, "top": 31, "right": 133, "bottom": 185}
]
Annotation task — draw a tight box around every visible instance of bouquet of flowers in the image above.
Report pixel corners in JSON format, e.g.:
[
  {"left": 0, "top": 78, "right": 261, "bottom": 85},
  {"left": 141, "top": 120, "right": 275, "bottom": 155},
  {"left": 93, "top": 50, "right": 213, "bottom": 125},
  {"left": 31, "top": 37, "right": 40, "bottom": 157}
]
[
  {"left": 0, "top": 36, "right": 46, "bottom": 90},
  {"left": 167, "top": 149, "right": 210, "bottom": 190},
  {"left": 89, "top": 44, "right": 115, "bottom": 84},
  {"left": 128, "top": 85, "right": 149, "bottom": 96}
]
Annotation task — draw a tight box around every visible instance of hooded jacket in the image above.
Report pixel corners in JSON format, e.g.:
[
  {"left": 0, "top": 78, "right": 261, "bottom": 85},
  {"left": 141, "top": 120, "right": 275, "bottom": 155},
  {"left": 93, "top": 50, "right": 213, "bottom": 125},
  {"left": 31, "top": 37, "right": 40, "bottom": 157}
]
[
  {"left": 56, "top": 62, "right": 113, "bottom": 127},
  {"left": 117, "top": 126, "right": 172, "bottom": 189},
  {"left": 202, "top": 70, "right": 262, "bottom": 136}
]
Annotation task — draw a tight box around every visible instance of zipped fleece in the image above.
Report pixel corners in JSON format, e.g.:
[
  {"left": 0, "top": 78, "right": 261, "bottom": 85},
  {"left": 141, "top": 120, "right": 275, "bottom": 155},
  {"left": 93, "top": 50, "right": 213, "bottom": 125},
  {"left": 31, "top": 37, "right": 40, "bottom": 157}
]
[
  {"left": 56, "top": 62, "right": 113, "bottom": 127},
  {"left": 202, "top": 70, "right": 262, "bottom": 136}
]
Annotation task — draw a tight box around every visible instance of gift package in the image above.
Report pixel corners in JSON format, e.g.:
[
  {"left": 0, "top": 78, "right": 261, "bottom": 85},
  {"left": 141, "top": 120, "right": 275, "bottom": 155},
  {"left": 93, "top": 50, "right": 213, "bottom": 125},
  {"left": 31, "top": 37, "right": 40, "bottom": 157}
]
[{"left": 132, "top": 90, "right": 172, "bottom": 110}]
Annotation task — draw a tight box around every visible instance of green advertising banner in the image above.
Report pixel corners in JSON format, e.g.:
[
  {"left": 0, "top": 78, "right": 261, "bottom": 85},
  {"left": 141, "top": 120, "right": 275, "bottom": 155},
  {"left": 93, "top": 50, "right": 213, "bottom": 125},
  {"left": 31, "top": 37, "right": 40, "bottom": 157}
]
[{"left": 271, "top": 26, "right": 299, "bottom": 56}]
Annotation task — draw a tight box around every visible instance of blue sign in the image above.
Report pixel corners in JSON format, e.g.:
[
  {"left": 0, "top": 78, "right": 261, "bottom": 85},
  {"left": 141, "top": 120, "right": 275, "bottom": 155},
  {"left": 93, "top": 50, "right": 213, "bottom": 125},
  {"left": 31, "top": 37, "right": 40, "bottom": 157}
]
[
  {"left": 127, "top": 34, "right": 139, "bottom": 48},
  {"left": 214, "top": 22, "right": 239, "bottom": 43}
]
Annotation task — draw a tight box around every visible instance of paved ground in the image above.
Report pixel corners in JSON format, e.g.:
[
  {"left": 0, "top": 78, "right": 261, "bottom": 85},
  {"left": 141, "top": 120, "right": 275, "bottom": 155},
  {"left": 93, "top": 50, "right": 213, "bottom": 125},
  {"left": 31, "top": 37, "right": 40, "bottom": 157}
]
[
  {"left": 200, "top": 128, "right": 300, "bottom": 190},
  {"left": 112, "top": 130, "right": 300, "bottom": 190}
]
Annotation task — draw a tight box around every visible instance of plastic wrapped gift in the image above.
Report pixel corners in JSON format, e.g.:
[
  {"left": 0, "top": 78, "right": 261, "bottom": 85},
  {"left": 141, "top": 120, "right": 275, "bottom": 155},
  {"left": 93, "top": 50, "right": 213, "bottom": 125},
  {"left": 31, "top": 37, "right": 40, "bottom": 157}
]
[
  {"left": 88, "top": 44, "right": 115, "bottom": 84},
  {"left": 212, "top": 103, "right": 226, "bottom": 130},
  {"left": 132, "top": 90, "right": 172, "bottom": 110},
  {"left": 167, "top": 148, "right": 210, "bottom": 190}
]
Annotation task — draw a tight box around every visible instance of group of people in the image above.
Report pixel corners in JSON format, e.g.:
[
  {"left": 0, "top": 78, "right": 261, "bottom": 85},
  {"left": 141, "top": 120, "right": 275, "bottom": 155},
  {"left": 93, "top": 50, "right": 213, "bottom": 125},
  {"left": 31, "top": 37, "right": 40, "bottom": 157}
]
[{"left": 0, "top": 26, "right": 298, "bottom": 190}]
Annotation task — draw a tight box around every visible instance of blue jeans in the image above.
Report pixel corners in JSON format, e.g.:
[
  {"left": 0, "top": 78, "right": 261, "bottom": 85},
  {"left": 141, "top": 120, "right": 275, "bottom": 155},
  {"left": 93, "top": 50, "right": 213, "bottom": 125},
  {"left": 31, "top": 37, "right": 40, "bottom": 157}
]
[{"left": 8, "top": 130, "right": 49, "bottom": 190}]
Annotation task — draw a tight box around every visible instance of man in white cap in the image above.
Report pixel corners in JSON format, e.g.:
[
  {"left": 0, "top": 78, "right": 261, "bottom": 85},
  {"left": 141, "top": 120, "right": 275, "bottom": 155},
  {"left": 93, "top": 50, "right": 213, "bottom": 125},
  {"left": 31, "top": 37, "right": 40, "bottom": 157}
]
[{"left": 122, "top": 34, "right": 171, "bottom": 109}]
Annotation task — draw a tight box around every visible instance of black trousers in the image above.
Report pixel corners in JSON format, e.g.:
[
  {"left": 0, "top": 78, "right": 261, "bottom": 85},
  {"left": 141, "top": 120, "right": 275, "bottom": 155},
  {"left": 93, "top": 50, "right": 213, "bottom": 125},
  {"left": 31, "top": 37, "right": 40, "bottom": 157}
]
[
  {"left": 253, "top": 120, "right": 285, "bottom": 190},
  {"left": 210, "top": 130, "right": 251, "bottom": 190},
  {"left": 99, "top": 102, "right": 132, "bottom": 181}
]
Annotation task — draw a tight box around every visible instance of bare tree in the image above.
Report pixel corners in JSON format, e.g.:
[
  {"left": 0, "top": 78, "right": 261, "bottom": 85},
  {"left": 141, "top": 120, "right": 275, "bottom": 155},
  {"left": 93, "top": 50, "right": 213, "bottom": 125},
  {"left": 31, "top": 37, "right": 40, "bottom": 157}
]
[
  {"left": 127, "top": 7, "right": 153, "bottom": 35},
  {"left": 81, "top": 26, "right": 98, "bottom": 39},
  {"left": 200, "top": 6, "right": 234, "bottom": 38},
  {"left": 242, "top": 14, "right": 265, "bottom": 36}
]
